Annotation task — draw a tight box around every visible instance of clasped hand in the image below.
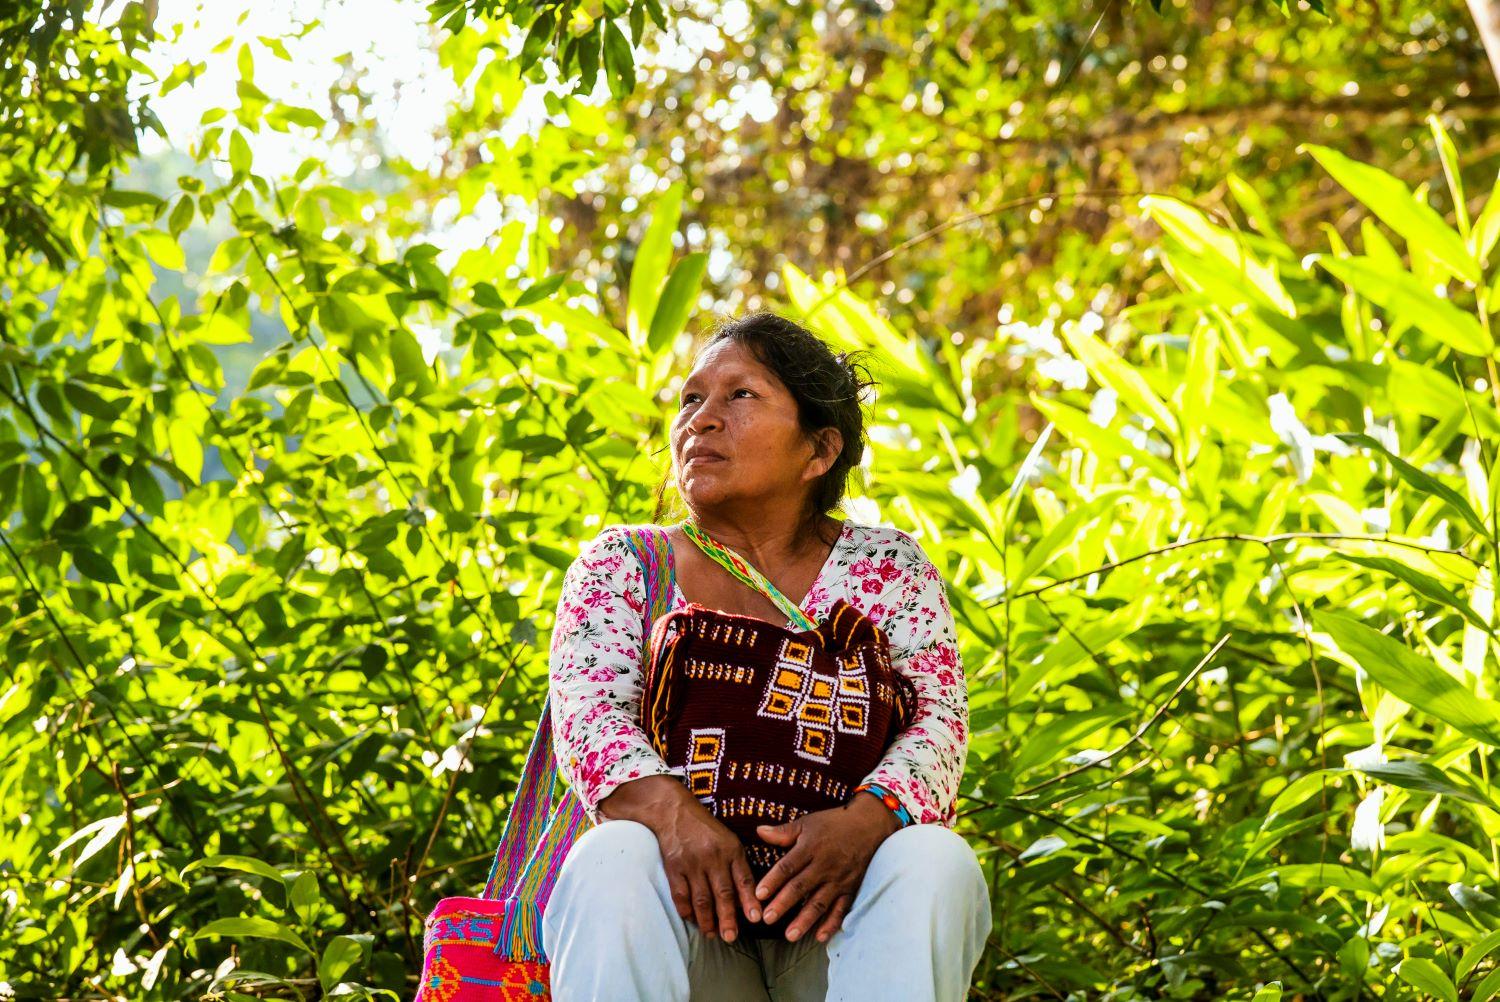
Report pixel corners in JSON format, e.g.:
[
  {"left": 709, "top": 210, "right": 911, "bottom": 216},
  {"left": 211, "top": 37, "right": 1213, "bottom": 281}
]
[{"left": 654, "top": 796, "right": 898, "bottom": 945}]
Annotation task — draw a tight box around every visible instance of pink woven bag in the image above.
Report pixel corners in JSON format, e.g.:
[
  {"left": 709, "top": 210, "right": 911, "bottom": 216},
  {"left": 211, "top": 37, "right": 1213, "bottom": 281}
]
[{"left": 413, "top": 527, "right": 673, "bottom": 1001}]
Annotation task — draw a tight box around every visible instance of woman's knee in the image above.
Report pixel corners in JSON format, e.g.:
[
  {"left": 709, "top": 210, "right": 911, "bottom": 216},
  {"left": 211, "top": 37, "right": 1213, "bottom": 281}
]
[
  {"left": 871, "top": 824, "right": 987, "bottom": 899},
  {"left": 564, "top": 818, "right": 663, "bottom": 874}
]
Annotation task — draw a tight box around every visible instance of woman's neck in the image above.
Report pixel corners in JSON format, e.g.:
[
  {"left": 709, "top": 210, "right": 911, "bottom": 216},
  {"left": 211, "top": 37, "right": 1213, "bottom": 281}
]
[{"left": 684, "top": 508, "right": 838, "bottom": 567}]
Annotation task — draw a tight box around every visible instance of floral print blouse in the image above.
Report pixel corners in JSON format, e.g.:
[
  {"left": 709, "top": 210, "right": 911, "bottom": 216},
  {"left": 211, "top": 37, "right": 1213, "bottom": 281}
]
[{"left": 546, "top": 519, "right": 968, "bottom": 828}]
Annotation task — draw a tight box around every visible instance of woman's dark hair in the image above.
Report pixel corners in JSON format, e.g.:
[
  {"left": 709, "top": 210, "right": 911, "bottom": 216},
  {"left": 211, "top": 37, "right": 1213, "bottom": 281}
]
[{"left": 657, "top": 312, "right": 878, "bottom": 544}]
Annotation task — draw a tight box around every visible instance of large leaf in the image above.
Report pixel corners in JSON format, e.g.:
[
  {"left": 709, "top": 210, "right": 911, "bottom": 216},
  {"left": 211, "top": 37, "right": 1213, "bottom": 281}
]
[
  {"left": 1302, "top": 143, "right": 1480, "bottom": 285},
  {"left": 1057, "top": 321, "right": 1179, "bottom": 439},
  {"left": 193, "top": 917, "right": 312, "bottom": 955},
  {"left": 628, "top": 183, "right": 683, "bottom": 344},
  {"left": 1311, "top": 255, "right": 1490, "bottom": 355},
  {"left": 1338, "top": 554, "right": 1494, "bottom": 635},
  {"left": 1319, "top": 612, "right": 1500, "bottom": 747},
  {"left": 646, "top": 252, "right": 706, "bottom": 355},
  {"left": 1334, "top": 432, "right": 1491, "bottom": 541},
  {"left": 1396, "top": 957, "right": 1458, "bottom": 1002},
  {"left": 1353, "top": 758, "right": 1500, "bottom": 812}
]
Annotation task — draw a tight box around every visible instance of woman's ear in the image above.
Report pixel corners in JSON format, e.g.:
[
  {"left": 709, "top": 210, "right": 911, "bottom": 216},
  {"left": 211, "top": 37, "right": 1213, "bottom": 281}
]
[{"left": 805, "top": 427, "right": 843, "bottom": 479}]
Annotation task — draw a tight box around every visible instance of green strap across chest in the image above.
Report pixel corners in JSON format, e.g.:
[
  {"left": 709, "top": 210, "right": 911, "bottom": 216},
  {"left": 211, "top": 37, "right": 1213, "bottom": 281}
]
[{"left": 680, "top": 520, "right": 819, "bottom": 631}]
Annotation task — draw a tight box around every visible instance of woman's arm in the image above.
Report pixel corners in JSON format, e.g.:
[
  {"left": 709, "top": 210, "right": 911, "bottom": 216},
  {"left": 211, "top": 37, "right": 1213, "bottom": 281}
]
[
  {"left": 854, "top": 532, "right": 969, "bottom": 827},
  {"left": 547, "top": 524, "right": 687, "bottom": 826}
]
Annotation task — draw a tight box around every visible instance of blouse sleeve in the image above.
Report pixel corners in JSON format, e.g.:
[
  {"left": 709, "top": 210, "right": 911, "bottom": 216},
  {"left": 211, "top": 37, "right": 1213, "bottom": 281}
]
[
  {"left": 858, "top": 532, "right": 969, "bottom": 827},
  {"left": 547, "top": 524, "right": 685, "bottom": 826}
]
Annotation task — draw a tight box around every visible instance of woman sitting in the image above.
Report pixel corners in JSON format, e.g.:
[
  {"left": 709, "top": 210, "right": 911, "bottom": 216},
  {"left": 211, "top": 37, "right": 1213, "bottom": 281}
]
[{"left": 542, "top": 313, "right": 991, "bottom": 1001}]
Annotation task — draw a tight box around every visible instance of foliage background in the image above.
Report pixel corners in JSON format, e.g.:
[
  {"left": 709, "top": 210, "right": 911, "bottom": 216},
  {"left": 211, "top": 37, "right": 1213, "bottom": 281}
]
[{"left": 4, "top": 0, "right": 1500, "bottom": 998}]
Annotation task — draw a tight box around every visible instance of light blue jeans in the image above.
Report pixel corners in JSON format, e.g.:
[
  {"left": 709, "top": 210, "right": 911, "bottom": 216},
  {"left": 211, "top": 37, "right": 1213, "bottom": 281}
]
[{"left": 541, "top": 819, "right": 993, "bottom": 1001}]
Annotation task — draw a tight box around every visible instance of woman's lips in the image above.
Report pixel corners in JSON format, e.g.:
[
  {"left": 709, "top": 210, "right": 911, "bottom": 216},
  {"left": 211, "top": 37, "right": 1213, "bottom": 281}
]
[{"left": 686, "top": 454, "right": 726, "bottom": 465}]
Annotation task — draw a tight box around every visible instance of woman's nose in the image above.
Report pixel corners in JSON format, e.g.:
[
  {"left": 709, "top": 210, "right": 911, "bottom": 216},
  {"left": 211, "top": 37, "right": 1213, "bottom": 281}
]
[{"left": 686, "top": 396, "right": 725, "bottom": 432}]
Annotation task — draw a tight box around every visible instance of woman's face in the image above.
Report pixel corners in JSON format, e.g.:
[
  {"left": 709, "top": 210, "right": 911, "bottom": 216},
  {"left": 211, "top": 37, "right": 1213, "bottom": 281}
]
[{"left": 670, "top": 338, "right": 840, "bottom": 514}]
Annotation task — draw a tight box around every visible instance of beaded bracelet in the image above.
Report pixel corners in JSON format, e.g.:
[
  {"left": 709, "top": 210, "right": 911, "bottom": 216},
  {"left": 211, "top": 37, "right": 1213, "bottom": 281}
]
[{"left": 852, "top": 781, "right": 914, "bottom": 828}]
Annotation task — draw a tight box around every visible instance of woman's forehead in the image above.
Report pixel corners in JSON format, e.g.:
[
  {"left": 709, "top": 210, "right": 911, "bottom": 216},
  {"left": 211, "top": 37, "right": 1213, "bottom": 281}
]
[{"left": 685, "top": 345, "right": 772, "bottom": 384}]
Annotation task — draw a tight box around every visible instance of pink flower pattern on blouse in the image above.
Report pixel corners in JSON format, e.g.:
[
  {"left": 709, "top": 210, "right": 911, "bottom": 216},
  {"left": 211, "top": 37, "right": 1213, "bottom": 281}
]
[{"left": 547, "top": 520, "right": 968, "bottom": 828}]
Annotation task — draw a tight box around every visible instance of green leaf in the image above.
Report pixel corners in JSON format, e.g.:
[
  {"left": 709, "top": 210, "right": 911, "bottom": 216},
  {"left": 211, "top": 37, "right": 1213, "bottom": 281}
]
[
  {"left": 646, "top": 252, "right": 706, "bottom": 355},
  {"left": 602, "top": 21, "right": 635, "bottom": 101},
  {"left": 193, "top": 916, "right": 312, "bottom": 955},
  {"left": 1311, "top": 255, "right": 1490, "bottom": 355},
  {"left": 318, "top": 935, "right": 367, "bottom": 992},
  {"left": 1473, "top": 177, "right": 1500, "bottom": 265},
  {"left": 181, "top": 855, "right": 287, "bottom": 885},
  {"left": 518, "top": 9, "right": 555, "bottom": 72},
  {"left": 50, "top": 815, "right": 126, "bottom": 869},
  {"left": 68, "top": 546, "right": 121, "bottom": 585},
  {"left": 1428, "top": 115, "right": 1470, "bottom": 235},
  {"left": 288, "top": 870, "right": 319, "bottom": 926},
  {"left": 1319, "top": 611, "right": 1500, "bottom": 747},
  {"left": 1476, "top": 964, "right": 1500, "bottom": 1002},
  {"left": 515, "top": 274, "right": 566, "bottom": 308},
  {"left": 1457, "top": 929, "right": 1500, "bottom": 984},
  {"left": 229, "top": 131, "right": 252, "bottom": 175},
  {"left": 1302, "top": 143, "right": 1480, "bottom": 285},
  {"left": 1250, "top": 984, "right": 1282, "bottom": 1002},
  {"left": 1339, "top": 554, "right": 1494, "bottom": 635},
  {"left": 168, "top": 418, "right": 204, "bottom": 483},
  {"left": 628, "top": 183, "right": 684, "bottom": 344},
  {"left": 1334, "top": 432, "right": 1490, "bottom": 541},
  {"left": 1354, "top": 758, "right": 1500, "bottom": 811},
  {"left": 1396, "top": 957, "right": 1457, "bottom": 1002},
  {"left": 1057, "top": 320, "right": 1179, "bottom": 438}
]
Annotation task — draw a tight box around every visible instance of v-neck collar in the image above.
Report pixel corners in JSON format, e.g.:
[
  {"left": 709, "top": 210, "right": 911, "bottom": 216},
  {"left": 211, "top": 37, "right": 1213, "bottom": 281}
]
[{"left": 666, "top": 519, "right": 853, "bottom": 630}]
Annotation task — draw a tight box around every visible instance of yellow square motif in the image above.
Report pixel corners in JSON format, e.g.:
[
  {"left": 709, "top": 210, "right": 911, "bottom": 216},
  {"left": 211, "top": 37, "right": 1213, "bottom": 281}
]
[
  {"left": 776, "top": 668, "right": 803, "bottom": 689},
  {"left": 811, "top": 678, "right": 833, "bottom": 699},
  {"left": 766, "top": 692, "right": 795, "bottom": 715},
  {"left": 841, "top": 704, "right": 866, "bottom": 728},
  {"left": 690, "top": 770, "right": 716, "bottom": 795},
  {"left": 691, "top": 734, "right": 721, "bottom": 763},
  {"left": 801, "top": 728, "right": 829, "bottom": 755},
  {"left": 784, "top": 641, "right": 812, "bottom": 665},
  {"left": 840, "top": 676, "right": 867, "bottom": 695},
  {"left": 800, "top": 703, "right": 832, "bottom": 724}
]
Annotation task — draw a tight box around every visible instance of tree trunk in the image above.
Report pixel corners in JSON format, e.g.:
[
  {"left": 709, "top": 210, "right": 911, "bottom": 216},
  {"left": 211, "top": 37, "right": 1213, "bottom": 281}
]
[{"left": 1470, "top": 0, "right": 1500, "bottom": 89}]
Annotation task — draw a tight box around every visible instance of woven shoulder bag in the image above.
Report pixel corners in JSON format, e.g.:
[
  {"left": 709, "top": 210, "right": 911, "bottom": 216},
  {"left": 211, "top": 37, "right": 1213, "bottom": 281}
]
[{"left": 413, "top": 525, "right": 674, "bottom": 1001}]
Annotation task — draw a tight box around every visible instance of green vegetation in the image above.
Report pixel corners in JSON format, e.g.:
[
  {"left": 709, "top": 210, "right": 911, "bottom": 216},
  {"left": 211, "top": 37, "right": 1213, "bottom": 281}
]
[{"left": 3, "top": 0, "right": 1500, "bottom": 997}]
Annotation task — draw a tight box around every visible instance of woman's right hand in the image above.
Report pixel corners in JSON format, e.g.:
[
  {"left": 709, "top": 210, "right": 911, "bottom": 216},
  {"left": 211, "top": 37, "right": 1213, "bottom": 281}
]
[{"left": 598, "top": 775, "right": 763, "bottom": 942}]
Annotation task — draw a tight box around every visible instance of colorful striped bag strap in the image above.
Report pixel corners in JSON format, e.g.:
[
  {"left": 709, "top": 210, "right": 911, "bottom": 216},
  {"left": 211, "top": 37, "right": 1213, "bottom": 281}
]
[
  {"left": 476, "top": 524, "right": 676, "bottom": 960},
  {"left": 680, "top": 519, "right": 817, "bottom": 631}
]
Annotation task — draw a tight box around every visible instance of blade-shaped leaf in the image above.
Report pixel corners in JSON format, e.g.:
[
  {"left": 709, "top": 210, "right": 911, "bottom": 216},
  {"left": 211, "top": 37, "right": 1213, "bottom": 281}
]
[
  {"left": 1320, "top": 611, "right": 1500, "bottom": 747},
  {"left": 1353, "top": 758, "right": 1500, "bottom": 811},
  {"left": 1311, "top": 255, "right": 1489, "bottom": 355},
  {"left": 1302, "top": 143, "right": 1480, "bottom": 285},
  {"left": 628, "top": 183, "right": 684, "bottom": 344},
  {"left": 646, "top": 251, "right": 706, "bottom": 355},
  {"left": 1057, "top": 320, "right": 1179, "bottom": 438},
  {"left": 194, "top": 916, "right": 312, "bottom": 955},
  {"left": 1334, "top": 432, "right": 1491, "bottom": 541}
]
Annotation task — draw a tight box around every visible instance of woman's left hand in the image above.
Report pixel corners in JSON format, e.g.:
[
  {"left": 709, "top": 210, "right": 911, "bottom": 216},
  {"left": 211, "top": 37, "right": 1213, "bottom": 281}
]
[{"left": 752, "top": 795, "right": 901, "bottom": 943}]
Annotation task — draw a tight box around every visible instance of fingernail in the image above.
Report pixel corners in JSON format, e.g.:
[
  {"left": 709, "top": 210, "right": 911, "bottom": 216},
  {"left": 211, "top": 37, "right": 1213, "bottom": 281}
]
[
  {"left": 749, "top": 908, "right": 761, "bottom": 921},
  {"left": 724, "top": 931, "right": 736, "bottom": 942},
  {"left": 764, "top": 910, "right": 777, "bottom": 922},
  {"left": 786, "top": 929, "right": 800, "bottom": 941}
]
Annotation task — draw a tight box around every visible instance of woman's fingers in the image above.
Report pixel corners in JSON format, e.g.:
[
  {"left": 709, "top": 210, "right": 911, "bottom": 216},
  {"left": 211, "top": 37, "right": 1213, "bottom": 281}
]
[
  {"left": 730, "top": 851, "right": 762, "bottom": 923},
  {"left": 666, "top": 866, "right": 695, "bottom": 923},
  {"left": 754, "top": 844, "right": 807, "bottom": 911},
  {"left": 813, "top": 893, "right": 854, "bottom": 942},
  {"left": 760, "top": 856, "right": 816, "bottom": 925},
  {"left": 784, "top": 882, "right": 842, "bottom": 942},
  {"left": 688, "top": 868, "right": 720, "bottom": 940},
  {"left": 708, "top": 860, "right": 742, "bottom": 941}
]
